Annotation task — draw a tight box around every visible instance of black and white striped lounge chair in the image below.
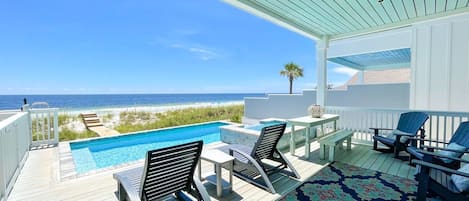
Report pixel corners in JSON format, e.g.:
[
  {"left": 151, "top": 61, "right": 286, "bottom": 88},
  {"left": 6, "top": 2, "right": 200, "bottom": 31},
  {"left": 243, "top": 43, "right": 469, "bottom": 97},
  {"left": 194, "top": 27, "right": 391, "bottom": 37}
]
[
  {"left": 113, "top": 141, "right": 210, "bottom": 201},
  {"left": 218, "top": 123, "right": 300, "bottom": 194}
]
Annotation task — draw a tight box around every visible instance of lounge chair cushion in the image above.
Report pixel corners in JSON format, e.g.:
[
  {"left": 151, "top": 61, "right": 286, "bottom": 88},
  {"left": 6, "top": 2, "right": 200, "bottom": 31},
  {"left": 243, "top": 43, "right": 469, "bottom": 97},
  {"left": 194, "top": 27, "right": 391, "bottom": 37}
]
[
  {"left": 374, "top": 135, "right": 395, "bottom": 147},
  {"left": 451, "top": 164, "right": 469, "bottom": 192},
  {"left": 406, "top": 146, "right": 424, "bottom": 160},
  {"left": 438, "top": 142, "right": 466, "bottom": 163},
  {"left": 385, "top": 129, "right": 410, "bottom": 143}
]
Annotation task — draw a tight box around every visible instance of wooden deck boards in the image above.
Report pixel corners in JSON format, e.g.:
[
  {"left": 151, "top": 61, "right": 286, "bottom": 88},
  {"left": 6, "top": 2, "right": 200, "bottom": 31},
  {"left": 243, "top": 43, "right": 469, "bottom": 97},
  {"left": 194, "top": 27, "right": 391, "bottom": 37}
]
[{"left": 8, "top": 141, "right": 415, "bottom": 201}]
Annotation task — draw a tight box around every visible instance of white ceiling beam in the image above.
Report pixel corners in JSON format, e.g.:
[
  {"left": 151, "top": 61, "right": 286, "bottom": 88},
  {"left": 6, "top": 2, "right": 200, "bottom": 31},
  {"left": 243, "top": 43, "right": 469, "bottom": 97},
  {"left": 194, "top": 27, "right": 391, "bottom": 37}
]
[{"left": 223, "top": 0, "right": 322, "bottom": 41}]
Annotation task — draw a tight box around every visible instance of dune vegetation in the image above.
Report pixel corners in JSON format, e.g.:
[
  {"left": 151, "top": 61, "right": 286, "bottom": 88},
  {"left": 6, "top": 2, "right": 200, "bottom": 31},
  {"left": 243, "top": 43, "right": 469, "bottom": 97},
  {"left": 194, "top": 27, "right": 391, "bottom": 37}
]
[
  {"left": 57, "top": 105, "right": 243, "bottom": 141},
  {"left": 115, "top": 105, "right": 243, "bottom": 133}
]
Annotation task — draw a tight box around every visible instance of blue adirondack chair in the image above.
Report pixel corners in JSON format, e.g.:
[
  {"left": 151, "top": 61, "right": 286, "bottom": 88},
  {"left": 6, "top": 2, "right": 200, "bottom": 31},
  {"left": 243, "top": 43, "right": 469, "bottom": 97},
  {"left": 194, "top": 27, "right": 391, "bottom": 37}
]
[
  {"left": 371, "top": 112, "right": 429, "bottom": 159},
  {"left": 407, "top": 121, "right": 469, "bottom": 169}
]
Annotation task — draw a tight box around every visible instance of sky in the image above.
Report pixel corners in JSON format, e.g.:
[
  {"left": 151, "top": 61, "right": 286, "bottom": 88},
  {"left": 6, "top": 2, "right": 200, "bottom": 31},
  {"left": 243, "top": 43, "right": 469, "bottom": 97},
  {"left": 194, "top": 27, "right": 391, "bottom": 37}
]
[{"left": 0, "top": 0, "right": 357, "bottom": 95}]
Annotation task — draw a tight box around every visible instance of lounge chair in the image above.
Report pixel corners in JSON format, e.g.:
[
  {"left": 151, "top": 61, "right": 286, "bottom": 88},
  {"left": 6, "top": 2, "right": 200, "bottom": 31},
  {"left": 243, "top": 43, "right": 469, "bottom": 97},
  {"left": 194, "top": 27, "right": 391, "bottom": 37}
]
[
  {"left": 113, "top": 141, "right": 211, "bottom": 201},
  {"left": 413, "top": 151, "right": 469, "bottom": 201},
  {"left": 218, "top": 123, "right": 300, "bottom": 194},
  {"left": 407, "top": 121, "right": 469, "bottom": 169},
  {"left": 371, "top": 111, "right": 429, "bottom": 159}
]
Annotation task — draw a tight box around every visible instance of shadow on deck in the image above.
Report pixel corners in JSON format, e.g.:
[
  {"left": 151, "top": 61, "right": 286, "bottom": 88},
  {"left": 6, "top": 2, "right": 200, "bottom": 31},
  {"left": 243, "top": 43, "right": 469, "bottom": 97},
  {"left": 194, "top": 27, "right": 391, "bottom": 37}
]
[{"left": 8, "top": 141, "right": 415, "bottom": 201}]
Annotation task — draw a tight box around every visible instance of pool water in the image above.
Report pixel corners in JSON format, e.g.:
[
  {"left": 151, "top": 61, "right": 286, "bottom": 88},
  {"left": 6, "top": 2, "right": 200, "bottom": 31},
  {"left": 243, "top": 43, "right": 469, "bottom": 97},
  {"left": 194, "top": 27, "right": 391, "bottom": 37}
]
[
  {"left": 70, "top": 122, "right": 228, "bottom": 174},
  {"left": 244, "top": 120, "right": 289, "bottom": 131}
]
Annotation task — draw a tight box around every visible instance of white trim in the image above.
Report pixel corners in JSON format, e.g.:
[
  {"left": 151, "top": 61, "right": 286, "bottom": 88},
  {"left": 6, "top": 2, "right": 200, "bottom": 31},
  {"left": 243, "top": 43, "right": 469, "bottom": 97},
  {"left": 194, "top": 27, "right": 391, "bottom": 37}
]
[
  {"left": 223, "top": 0, "right": 321, "bottom": 40},
  {"left": 409, "top": 28, "right": 417, "bottom": 109},
  {"left": 446, "top": 23, "right": 453, "bottom": 110},
  {"left": 426, "top": 26, "right": 432, "bottom": 109},
  {"left": 316, "top": 37, "right": 329, "bottom": 106}
]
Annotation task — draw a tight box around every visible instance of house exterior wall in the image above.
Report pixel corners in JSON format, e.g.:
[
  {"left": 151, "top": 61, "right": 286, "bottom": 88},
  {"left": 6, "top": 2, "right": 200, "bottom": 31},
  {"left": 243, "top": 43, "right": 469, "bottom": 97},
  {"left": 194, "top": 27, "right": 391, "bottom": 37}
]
[
  {"left": 411, "top": 13, "right": 469, "bottom": 112},
  {"left": 326, "top": 13, "right": 469, "bottom": 112},
  {"left": 244, "top": 83, "right": 409, "bottom": 120}
]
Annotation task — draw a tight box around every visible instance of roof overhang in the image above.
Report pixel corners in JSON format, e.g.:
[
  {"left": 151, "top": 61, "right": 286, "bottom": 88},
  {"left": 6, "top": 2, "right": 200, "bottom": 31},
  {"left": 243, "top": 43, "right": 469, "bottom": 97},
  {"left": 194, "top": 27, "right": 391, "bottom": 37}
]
[{"left": 224, "top": 0, "right": 469, "bottom": 41}]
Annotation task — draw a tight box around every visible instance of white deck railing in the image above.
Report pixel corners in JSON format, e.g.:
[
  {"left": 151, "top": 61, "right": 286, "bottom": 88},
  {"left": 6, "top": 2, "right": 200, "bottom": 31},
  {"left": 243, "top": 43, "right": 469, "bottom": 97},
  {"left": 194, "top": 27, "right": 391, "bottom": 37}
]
[
  {"left": 326, "top": 106, "right": 469, "bottom": 145},
  {"left": 0, "top": 112, "right": 30, "bottom": 201},
  {"left": 28, "top": 107, "right": 59, "bottom": 146}
]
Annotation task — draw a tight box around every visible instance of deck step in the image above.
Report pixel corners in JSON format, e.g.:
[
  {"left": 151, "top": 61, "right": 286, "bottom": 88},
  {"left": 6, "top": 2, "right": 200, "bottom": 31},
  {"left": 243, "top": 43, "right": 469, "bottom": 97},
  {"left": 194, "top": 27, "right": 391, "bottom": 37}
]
[
  {"left": 83, "top": 117, "right": 100, "bottom": 121},
  {"left": 86, "top": 123, "right": 104, "bottom": 127},
  {"left": 80, "top": 112, "right": 119, "bottom": 136},
  {"left": 80, "top": 113, "right": 104, "bottom": 128}
]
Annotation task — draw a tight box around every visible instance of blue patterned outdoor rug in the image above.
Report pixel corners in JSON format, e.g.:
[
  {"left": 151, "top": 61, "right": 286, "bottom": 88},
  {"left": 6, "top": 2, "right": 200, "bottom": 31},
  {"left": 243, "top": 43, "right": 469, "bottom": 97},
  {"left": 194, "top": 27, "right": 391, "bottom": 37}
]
[{"left": 280, "top": 162, "right": 420, "bottom": 201}]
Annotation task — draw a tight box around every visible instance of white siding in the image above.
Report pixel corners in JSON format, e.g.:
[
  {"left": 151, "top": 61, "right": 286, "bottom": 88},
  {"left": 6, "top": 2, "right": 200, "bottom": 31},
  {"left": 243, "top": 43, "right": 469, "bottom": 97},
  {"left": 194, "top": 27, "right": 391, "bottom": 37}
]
[{"left": 411, "top": 13, "right": 469, "bottom": 112}]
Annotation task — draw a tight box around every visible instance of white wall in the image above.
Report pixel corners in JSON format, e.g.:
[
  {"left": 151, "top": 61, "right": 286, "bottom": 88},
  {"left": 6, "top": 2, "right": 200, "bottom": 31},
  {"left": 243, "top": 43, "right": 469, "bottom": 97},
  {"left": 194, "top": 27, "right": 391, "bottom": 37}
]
[
  {"left": 326, "top": 13, "right": 469, "bottom": 112},
  {"left": 244, "top": 83, "right": 409, "bottom": 120},
  {"left": 411, "top": 13, "right": 469, "bottom": 112},
  {"left": 0, "top": 112, "right": 30, "bottom": 201}
]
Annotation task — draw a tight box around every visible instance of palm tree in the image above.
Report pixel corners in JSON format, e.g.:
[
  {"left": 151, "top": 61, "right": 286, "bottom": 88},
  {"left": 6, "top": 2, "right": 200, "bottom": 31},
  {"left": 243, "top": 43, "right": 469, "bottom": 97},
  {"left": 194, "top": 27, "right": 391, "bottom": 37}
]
[{"left": 280, "top": 62, "right": 304, "bottom": 94}]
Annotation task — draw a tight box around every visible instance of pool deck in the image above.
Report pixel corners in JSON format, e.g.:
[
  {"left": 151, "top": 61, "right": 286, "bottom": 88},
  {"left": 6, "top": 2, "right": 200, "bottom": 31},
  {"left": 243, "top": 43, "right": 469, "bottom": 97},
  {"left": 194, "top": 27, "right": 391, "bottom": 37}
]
[{"left": 8, "top": 141, "right": 416, "bottom": 201}]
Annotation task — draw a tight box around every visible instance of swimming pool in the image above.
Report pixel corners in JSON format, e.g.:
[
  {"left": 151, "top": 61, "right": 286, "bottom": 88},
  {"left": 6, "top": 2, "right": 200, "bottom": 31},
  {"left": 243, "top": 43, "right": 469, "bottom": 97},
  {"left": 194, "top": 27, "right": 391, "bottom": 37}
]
[{"left": 70, "top": 121, "right": 229, "bottom": 174}]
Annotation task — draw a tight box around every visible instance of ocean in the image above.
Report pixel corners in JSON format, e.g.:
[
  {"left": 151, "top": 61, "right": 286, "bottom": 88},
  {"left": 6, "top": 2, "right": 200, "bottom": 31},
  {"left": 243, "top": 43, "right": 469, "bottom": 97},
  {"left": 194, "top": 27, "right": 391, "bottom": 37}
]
[{"left": 0, "top": 94, "right": 266, "bottom": 110}]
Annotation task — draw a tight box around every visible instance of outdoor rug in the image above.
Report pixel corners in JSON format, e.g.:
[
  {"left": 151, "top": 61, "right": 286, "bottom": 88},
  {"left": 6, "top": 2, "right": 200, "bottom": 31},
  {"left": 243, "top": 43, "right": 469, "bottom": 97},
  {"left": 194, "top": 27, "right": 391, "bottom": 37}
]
[{"left": 280, "top": 162, "right": 423, "bottom": 201}]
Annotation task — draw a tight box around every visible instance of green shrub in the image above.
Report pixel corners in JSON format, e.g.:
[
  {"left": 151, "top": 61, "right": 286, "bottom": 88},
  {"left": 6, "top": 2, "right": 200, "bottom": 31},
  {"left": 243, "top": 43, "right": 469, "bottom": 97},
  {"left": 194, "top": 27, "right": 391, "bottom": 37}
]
[
  {"left": 59, "top": 128, "right": 98, "bottom": 141},
  {"left": 115, "top": 105, "right": 244, "bottom": 133}
]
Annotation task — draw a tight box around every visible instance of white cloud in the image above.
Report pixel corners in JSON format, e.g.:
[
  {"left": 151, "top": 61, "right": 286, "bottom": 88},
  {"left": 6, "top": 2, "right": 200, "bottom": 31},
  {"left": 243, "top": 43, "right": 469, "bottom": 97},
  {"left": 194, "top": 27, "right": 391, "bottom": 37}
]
[
  {"left": 151, "top": 29, "right": 223, "bottom": 61},
  {"left": 188, "top": 47, "right": 219, "bottom": 61},
  {"left": 333, "top": 66, "right": 358, "bottom": 77},
  {"left": 168, "top": 44, "right": 220, "bottom": 61}
]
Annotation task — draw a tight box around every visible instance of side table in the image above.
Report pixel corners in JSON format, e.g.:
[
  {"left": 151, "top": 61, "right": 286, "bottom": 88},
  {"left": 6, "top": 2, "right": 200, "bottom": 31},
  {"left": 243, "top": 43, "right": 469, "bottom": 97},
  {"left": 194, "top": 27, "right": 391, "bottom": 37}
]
[{"left": 198, "top": 149, "right": 234, "bottom": 197}]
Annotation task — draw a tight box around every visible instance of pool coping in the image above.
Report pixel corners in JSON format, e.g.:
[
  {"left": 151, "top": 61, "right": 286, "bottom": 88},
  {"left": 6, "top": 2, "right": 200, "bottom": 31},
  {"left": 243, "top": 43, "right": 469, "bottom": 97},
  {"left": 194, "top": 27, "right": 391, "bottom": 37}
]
[{"left": 59, "top": 120, "right": 234, "bottom": 181}]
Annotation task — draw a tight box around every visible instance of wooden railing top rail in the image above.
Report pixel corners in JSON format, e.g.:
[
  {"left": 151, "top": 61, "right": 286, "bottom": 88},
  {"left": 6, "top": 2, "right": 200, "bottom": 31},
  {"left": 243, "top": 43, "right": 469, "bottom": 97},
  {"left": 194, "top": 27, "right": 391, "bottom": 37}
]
[{"left": 326, "top": 106, "right": 469, "bottom": 117}]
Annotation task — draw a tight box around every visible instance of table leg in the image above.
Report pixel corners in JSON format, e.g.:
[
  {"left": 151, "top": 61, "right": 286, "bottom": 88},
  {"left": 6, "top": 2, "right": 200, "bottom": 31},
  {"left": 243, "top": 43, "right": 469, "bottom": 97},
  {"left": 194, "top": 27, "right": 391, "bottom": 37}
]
[
  {"left": 290, "top": 125, "right": 296, "bottom": 155},
  {"left": 347, "top": 137, "right": 352, "bottom": 150},
  {"left": 329, "top": 146, "right": 335, "bottom": 161},
  {"left": 305, "top": 127, "right": 310, "bottom": 158},
  {"left": 216, "top": 163, "right": 222, "bottom": 197},
  {"left": 320, "top": 124, "right": 325, "bottom": 137},
  {"left": 319, "top": 144, "right": 325, "bottom": 160},
  {"left": 229, "top": 161, "right": 233, "bottom": 192}
]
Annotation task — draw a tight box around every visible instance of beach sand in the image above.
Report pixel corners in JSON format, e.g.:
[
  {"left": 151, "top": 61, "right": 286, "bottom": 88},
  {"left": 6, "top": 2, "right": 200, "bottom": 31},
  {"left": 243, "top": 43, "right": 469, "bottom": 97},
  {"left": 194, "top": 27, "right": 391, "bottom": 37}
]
[
  {"left": 60, "top": 101, "right": 243, "bottom": 115},
  {"left": 59, "top": 101, "right": 244, "bottom": 132}
]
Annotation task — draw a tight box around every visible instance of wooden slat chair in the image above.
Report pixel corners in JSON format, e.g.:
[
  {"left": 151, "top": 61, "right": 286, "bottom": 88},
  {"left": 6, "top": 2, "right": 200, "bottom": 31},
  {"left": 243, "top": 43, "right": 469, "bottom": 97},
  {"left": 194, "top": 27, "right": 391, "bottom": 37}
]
[
  {"left": 413, "top": 151, "right": 469, "bottom": 201},
  {"left": 371, "top": 112, "right": 429, "bottom": 159},
  {"left": 218, "top": 123, "right": 300, "bottom": 194},
  {"left": 113, "top": 141, "right": 210, "bottom": 201},
  {"left": 407, "top": 121, "right": 469, "bottom": 169}
]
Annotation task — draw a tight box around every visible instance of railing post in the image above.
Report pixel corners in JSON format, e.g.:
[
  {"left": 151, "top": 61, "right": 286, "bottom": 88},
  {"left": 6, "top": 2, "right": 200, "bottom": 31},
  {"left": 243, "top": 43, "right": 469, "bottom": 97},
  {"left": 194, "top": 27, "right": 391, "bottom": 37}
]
[
  {"left": 53, "top": 110, "right": 58, "bottom": 143},
  {"left": 0, "top": 129, "right": 5, "bottom": 201},
  {"left": 22, "top": 104, "right": 32, "bottom": 148}
]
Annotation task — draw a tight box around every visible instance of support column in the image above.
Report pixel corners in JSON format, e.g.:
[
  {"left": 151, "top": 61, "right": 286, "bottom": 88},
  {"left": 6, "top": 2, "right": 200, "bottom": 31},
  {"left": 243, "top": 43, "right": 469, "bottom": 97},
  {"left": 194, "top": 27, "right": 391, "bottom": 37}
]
[
  {"left": 316, "top": 36, "right": 329, "bottom": 106},
  {"left": 357, "top": 70, "right": 364, "bottom": 84}
]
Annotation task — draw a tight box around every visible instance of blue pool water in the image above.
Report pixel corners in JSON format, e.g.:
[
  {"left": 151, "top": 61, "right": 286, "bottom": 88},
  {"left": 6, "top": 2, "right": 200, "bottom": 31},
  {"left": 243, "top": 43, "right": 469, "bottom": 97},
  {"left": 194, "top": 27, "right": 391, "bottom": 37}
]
[
  {"left": 70, "top": 122, "right": 228, "bottom": 174},
  {"left": 244, "top": 120, "right": 289, "bottom": 131}
]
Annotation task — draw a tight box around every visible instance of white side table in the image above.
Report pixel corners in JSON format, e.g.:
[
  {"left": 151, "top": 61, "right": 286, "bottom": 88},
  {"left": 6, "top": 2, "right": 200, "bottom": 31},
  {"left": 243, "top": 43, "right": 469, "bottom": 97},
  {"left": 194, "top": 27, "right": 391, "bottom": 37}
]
[{"left": 198, "top": 149, "right": 234, "bottom": 197}]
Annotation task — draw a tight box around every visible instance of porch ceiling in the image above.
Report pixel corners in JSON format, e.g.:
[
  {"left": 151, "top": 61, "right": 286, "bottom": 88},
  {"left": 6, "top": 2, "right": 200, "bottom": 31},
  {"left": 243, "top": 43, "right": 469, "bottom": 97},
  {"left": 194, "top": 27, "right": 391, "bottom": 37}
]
[
  {"left": 328, "top": 48, "right": 411, "bottom": 70},
  {"left": 225, "top": 0, "right": 469, "bottom": 40}
]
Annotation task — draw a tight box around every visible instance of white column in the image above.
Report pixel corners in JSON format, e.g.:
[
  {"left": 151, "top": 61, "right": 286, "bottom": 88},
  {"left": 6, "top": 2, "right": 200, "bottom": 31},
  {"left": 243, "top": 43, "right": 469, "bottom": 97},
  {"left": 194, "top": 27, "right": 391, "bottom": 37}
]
[
  {"left": 357, "top": 70, "right": 364, "bottom": 84},
  {"left": 316, "top": 36, "right": 329, "bottom": 106}
]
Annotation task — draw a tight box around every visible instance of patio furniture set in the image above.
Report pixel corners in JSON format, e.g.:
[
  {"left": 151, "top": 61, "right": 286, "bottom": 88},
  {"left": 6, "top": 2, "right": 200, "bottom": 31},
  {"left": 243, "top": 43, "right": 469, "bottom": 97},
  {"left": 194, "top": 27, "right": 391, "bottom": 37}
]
[{"left": 113, "top": 112, "right": 469, "bottom": 200}]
